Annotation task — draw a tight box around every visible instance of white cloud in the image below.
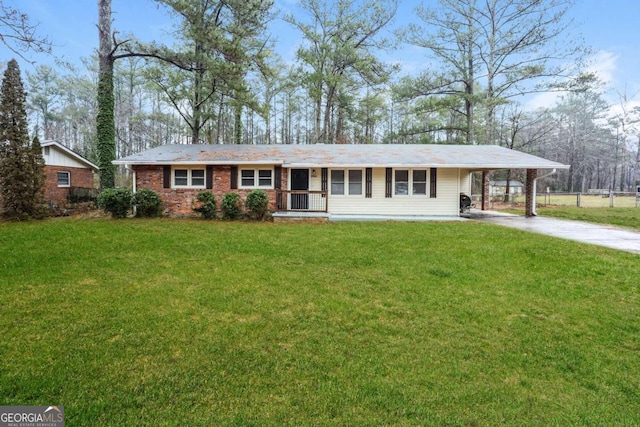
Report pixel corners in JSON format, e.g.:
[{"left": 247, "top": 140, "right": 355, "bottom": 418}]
[{"left": 586, "top": 50, "right": 618, "bottom": 86}]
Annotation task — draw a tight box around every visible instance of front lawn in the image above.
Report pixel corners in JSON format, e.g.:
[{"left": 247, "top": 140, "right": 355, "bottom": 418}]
[{"left": 0, "top": 218, "right": 638, "bottom": 426}]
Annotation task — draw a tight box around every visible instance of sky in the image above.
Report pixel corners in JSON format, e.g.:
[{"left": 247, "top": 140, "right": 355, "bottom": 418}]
[{"left": 2, "top": 0, "right": 639, "bottom": 113}]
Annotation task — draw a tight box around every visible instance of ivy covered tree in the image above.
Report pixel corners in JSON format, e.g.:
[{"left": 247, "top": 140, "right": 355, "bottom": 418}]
[{"left": 0, "top": 59, "right": 46, "bottom": 219}]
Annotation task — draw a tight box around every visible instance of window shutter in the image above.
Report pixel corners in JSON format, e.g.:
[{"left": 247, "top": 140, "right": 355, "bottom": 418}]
[
  {"left": 163, "top": 166, "right": 171, "bottom": 189},
  {"left": 274, "top": 166, "right": 282, "bottom": 189},
  {"left": 230, "top": 166, "right": 238, "bottom": 189},
  {"left": 321, "top": 168, "right": 328, "bottom": 192},
  {"left": 206, "top": 165, "right": 213, "bottom": 189},
  {"left": 430, "top": 168, "right": 437, "bottom": 198},
  {"left": 365, "top": 168, "right": 372, "bottom": 198},
  {"left": 385, "top": 168, "right": 392, "bottom": 198}
]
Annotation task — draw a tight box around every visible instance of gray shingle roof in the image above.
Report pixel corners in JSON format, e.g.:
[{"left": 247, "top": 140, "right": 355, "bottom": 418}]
[{"left": 113, "top": 144, "right": 568, "bottom": 170}]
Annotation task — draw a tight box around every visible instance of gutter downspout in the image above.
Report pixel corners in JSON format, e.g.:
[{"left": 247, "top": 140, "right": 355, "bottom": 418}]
[
  {"left": 532, "top": 168, "right": 556, "bottom": 216},
  {"left": 124, "top": 164, "right": 136, "bottom": 216}
]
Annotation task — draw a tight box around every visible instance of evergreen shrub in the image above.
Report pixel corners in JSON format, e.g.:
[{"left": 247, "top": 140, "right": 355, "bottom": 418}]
[
  {"left": 193, "top": 191, "right": 217, "bottom": 219},
  {"left": 133, "top": 188, "right": 163, "bottom": 217},
  {"left": 245, "top": 189, "right": 270, "bottom": 220},
  {"left": 221, "top": 192, "right": 242, "bottom": 220},
  {"left": 97, "top": 188, "right": 132, "bottom": 219}
]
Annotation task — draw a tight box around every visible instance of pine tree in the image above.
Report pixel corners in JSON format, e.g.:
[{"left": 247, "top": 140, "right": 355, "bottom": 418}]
[{"left": 0, "top": 59, "right": 46, "bottom": 219}]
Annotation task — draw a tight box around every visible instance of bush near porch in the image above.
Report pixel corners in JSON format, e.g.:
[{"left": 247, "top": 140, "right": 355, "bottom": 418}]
[{"left": 0, "top": 219, "right": 637, "bottom": 426}]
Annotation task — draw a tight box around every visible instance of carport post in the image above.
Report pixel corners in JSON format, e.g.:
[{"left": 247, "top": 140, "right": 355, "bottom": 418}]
[
  {"left": 481, "top": 171, "right": 490, "bottom": 210},
  {"left": 525, "top": 169, "right": 537, "bottom": 217}
]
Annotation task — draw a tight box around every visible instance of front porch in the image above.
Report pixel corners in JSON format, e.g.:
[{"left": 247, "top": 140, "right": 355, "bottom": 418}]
[{"left": 275, "top": 189, "right": 328, "bottom": 213}]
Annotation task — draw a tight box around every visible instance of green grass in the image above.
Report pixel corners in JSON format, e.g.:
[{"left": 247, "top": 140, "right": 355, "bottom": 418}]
[
  {"left": 500, "top": 206, "right": 640, "bottom": 231},
  {"left": 1, "top": 218, "right": 638, "bottom": 426}
]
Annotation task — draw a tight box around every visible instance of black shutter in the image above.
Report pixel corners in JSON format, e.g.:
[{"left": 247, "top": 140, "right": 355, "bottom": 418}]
[
  {"left": 206, "top": 165, "right": 213, "bottom": 189},
  {"left": 365, "top": 168, "right": 372, "bottom": 198},
  {"left": 430, "top": 168, "right": 437, "bottom": 198},
  {"left": 385, "top": 168, "right": 392, "bottom": 198},
  {"left": 163, "top": 166, "right": 171, "bottom": 189},
  {"left": 230, "top": 166, "right": 238, "bottom": 189},
  {"left": 321, "top": 168, "right": 328, "bottom": 192},
  {"left": 274, "top": 166, "right": 282, "bottom": 189}
]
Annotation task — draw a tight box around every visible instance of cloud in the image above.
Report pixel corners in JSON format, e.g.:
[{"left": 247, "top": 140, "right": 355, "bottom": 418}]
[{"left": 586, "top": 50, "right": 618, "bottom": 86}]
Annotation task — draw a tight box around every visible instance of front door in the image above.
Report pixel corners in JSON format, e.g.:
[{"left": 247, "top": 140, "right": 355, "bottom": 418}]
[{"left": 290, "top": 169, "right": 309, "bottom": 210}]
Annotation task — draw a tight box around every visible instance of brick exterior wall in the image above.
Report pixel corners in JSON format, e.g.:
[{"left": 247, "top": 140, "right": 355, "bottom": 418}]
[
  {"left": 44, "top": 165, "right": 96, "bottom": 207},
  {"left": 134, "top": 165, "right": 286, "bottom": 217}
]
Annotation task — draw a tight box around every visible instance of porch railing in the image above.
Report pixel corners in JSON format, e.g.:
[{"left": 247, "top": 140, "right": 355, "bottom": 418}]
[{"left": 276, "top": 190, "right": 328, "bottom": 212}]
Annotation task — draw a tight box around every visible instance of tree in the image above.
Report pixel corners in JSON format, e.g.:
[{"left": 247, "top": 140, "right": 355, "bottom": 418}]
[
  {"left": 0, "top": 59, "right": 46, "bottom": 219},
  {"left": 26, "top": 65, "right": 62, "bottom": 140},
  {"left": 97, "top": 0, "right": 117, "bottom": 189},
  {"left": 287, "top": 0, "right": 398, "bottom": 143},
  {"left": 147, "top": 0, "right": 273, "bottom": 144},
  {"left": 97, "top": 0, "right": 200, "bottom": 188},
  {"left": 0, "top": 2, "right": 51, "bottom": 60},
  {"left": 401, "top": 0, "right": 586, "bottom": 144}
]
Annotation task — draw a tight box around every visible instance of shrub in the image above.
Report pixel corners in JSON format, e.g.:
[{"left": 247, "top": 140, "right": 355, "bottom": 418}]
[
  {"left": 245, "top": 189, "right": 270, "bottom": 220},
  {"left": 221, "top": 192, "right": 242, "bottom": 220},
  {"left": 192, "top": 191, "right": 217, "bottom": 219},
  {"left": 133, "top": 188, "right": 163, "bottom": 218},
  {"left": 97, "top": 188, "right": 132, "bottom": 219}
]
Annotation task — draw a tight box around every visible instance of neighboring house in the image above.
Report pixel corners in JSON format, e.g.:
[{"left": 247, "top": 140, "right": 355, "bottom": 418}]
[
  {"left": 489, "top": 180, "right": 524, "bottom": 197},
  {"left": 41, "top": 140, "right": 99, "bottom": 207},
  {"left": 113, "top": 144, "right": 568, "bottom": 218}
]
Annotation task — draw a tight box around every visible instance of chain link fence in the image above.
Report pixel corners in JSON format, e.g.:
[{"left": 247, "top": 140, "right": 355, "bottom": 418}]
[{"left": 506, "top": 192, "right": 640, "bottom": 208}]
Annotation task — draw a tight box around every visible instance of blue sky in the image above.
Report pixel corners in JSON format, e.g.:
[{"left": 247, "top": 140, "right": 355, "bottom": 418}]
[{"left": 2, "top": 0, "right": 639, "bottom": 111}]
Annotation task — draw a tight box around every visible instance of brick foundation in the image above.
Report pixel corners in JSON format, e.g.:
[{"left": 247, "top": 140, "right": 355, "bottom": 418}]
[{"left": 134, "top": 165, "right": 286, "bottom": 217}]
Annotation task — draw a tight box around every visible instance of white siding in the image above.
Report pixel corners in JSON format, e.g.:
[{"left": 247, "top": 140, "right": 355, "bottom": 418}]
[
  {"left": 44, "top": 146, "right": 89, "bottom": 169},
  {"left": 459, "top": 170, "right": 472, "bottom": 194},
  {"left": 326, "top": 168, "right": 460, "bottom": 216}
]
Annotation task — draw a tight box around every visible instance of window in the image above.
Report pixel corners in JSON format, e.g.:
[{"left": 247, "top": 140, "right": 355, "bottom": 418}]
[
  {"left": 331, "top": 169, "right": 364, "bottom": 196},
  {"left": 258, "top": 170, "right": 272, "bottom": 186},
  {"left": 57, "top": 171, "right": 70, "bottom": 187},
  {"left": 241, "top": 170, "right": 255, "bottom": 186},
  {"left": 44, "top": 146, "right": 50, "bottom": 156},
  {"left": 191, "top": 169, "right": 205, "bottom": 187},
  {"left": 348, "top": 170, "right": 362, "bottom": 195},
  {"left": 174, "top": 168, "right": 205, "bottom": 188},
  {"left": 240, "top": 168, "right": 273, "bottom": 187},
  {"left": 331, "top": 170, "right": 344, "bottom": 195},
  {"left": 413, "top": 170, "right": 427, "bottom": 195},
  {"left": 395, "top": 170, "right": 409, "bottom": 195}
]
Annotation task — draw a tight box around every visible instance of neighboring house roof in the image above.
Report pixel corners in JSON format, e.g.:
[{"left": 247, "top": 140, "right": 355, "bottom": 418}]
[
  {"left": 113, "top": 144, "right": 568, "bottom": 170},
  {"left": 489, "top": 180, "right": 525, "bottom": 187},
  {"left": 42, "top": 140, "right": 99, "bottom": 171}
]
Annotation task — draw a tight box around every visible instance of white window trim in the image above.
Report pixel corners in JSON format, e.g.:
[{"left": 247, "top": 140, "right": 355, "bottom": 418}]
[
  {"left": 239, "top": 168, "right": 274, "bottom": 189},
  {"left": 330, "top": 168, "right": 364, "bottom": 197},
  {"left": 394, "top": 168, "right": 429, "bottom": 197},
  {"left": 57, "top": 171, "right": 70, "bottom": 188},
  {"left": 172, "top": 167, "right": 206, "bottom": 189}
]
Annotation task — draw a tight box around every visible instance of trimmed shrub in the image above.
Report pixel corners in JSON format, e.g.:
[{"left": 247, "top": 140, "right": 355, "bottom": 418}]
[
  {"left": 245, "top": 189, "right": 270, "bottom": 220},
  {"left": 221, "top": 192, "right": 242, "bottom": 220},
  {"left": 97, "top": 188, "right": 132, "bottom": 219},
  {"left": 192, "top": 191, "right": 217, "bottom": 219},
  {"left": 133, "top": 188, "right": 163, "bottom": 218}
]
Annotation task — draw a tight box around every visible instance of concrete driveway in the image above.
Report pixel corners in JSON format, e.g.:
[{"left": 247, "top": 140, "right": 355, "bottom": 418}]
[{"left": 472, "top": 210, "right": 640, "bottom": 254}]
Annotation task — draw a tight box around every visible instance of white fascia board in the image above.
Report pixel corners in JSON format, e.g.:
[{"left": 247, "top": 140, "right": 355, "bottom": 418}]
[{"left": 43, "top": 141, "right": 99, "bottom": 170}]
